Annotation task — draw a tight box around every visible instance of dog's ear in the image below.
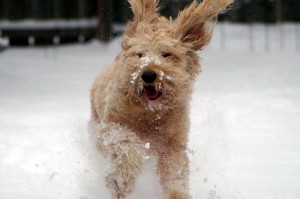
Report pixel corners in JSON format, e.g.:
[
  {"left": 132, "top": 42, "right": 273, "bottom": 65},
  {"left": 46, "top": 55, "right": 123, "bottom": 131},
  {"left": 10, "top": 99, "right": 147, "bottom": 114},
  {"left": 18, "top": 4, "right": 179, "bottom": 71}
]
[
  {"left": 128, "top": 0, "right": 159, "bottom": 23},
  {"left": 124, "top": 0, "right": 160, "bottom": 38},
  {"left": 175, "top": 0, "right": 233, "bottom": 50}
]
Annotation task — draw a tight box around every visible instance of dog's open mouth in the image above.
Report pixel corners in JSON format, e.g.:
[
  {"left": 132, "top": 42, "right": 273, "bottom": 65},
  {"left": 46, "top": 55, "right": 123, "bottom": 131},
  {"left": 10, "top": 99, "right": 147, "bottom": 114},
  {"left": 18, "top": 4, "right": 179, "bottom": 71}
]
[{"left": 144, "top": 85, "right": 162, "bottom": 100}]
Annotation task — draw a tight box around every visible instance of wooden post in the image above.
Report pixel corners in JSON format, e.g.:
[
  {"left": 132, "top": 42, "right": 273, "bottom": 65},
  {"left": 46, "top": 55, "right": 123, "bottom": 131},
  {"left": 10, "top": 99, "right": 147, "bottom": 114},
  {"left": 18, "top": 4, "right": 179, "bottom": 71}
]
[
  {"left": 276, "top": 0, "right": 282, "bottom": 23},
  {"left": 97, "top": 0, "right": 113, "bottom": 41},
  {"left": 53, "top": 0, "right": 61, "bottom": 19},
  {"left": 78, "top": 0, "right": 85, "bottom": 18}
]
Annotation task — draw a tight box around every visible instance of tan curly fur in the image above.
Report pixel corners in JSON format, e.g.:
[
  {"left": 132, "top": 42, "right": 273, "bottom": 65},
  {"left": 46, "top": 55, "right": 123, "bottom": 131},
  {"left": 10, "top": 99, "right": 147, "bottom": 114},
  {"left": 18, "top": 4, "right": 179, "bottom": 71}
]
[{"left": 89, "top": 0, "right": 233, "bottom": 198}]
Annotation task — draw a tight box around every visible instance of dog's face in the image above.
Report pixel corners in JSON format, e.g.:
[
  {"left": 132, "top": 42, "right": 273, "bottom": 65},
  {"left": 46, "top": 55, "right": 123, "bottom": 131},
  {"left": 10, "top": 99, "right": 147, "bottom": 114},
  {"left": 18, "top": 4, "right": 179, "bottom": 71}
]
[
  {"left": 115, "top": 0, "right": 232, "bottom": 111},
  {"left": 119, "top": 24, "right": 198, "bottom": 111}
]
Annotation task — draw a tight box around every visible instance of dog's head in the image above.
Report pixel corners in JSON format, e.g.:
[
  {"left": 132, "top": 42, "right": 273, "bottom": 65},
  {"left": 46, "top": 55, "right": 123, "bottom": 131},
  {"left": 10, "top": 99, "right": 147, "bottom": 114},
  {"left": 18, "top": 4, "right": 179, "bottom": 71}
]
[{"left": 116, "top": 0, "right": 233, "bottom": 111}]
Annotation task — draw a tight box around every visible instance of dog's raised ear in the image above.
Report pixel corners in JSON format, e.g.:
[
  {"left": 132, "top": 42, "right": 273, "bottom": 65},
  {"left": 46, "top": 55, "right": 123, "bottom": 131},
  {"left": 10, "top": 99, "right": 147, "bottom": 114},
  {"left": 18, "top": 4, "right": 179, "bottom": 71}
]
[
  {"left": 129, "top": 0, "right": 159, "bottom": 23},
  {"left": 175, "top": 0, "right": 233, "bottom": 50},
  {"left": 124, "top": 0, "right": 160, "bottom": 38}
]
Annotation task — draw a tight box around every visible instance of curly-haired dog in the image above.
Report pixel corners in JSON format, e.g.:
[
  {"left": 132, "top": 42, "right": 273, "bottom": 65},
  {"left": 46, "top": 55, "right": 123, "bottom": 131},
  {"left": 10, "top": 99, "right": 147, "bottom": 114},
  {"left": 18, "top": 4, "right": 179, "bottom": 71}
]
[{"left": 89, "top": 0, "right": 233, "bottom": 198}]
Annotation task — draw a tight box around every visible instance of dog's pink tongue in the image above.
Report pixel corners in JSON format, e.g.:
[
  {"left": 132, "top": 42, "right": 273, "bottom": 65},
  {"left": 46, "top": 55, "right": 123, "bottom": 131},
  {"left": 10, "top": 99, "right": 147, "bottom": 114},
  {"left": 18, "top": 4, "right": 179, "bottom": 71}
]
[{"left": 145, "top": 87, "right": 159, "bottom": 99}]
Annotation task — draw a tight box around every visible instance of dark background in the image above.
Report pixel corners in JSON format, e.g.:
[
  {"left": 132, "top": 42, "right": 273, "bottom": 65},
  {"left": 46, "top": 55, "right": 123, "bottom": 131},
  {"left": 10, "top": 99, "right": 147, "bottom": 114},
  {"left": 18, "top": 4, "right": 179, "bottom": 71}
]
[{"left": 0, "top": 0, "right": 299, "bottom": 45}]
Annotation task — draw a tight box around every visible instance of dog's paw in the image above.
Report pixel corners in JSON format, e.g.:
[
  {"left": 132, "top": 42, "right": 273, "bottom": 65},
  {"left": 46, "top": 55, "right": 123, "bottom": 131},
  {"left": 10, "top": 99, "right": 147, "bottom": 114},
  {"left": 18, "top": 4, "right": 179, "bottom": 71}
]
[
  {"left": 106, "top": 144, "right": 145, "bottom": 198},
  {"left": 106, "top": 171, "right": 132, "bottom": 198},
  {"left": 166, "top": 189, "right": 191, "bottom": 199}
]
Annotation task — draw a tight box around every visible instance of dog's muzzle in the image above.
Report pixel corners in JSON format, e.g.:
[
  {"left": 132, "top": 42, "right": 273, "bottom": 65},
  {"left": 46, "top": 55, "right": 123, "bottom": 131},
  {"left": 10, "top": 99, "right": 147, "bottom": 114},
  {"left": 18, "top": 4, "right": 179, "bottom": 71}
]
[{"left": 141, "top": 70, "right": 162, "bottom": 100}]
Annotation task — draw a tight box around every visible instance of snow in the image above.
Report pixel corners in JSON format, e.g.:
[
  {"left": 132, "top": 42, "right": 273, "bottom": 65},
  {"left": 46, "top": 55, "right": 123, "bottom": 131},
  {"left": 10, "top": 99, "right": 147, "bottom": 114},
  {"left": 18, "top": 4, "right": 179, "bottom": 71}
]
[
  {"left": 145, "top": 143, "right": 150, "bottom": 149},
  {"left": 139, "top": 56, "right": 162, "bottom": 69},
  {"left": 158, "top": 71, "right": 164, "bottom": 81},
  {"left": 139, "top": 56, "right": 152, "bottom": 68},
  {"left": 0, "top": 23, "right": 300, "bottom": 199},
  {"left": 0, "top": 36, "right": 9, "bottom": 49}
]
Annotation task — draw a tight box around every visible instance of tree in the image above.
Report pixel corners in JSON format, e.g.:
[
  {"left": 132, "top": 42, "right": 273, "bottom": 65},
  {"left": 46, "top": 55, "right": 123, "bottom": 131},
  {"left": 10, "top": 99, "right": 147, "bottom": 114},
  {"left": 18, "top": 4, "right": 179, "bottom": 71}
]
[{"left": 97, "top": 0, "right": 113, "bottom": 41}]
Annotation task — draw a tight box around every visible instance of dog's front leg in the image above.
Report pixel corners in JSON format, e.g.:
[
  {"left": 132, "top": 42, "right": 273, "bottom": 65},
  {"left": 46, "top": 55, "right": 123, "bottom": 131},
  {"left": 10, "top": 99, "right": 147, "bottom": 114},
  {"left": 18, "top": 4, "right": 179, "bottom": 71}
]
[
  {"left": 90, "top": 122, "right": 146, "bottom": 199},
  {"left": 157, "top": 145, "right": 191, "bottom": 199}
]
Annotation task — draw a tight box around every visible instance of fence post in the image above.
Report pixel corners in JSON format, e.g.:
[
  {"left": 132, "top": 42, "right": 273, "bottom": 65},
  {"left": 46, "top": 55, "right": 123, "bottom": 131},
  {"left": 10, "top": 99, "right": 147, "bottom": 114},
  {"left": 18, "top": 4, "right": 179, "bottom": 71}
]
[
  {"left": 97, "top": 0, "right": 113, "bottom": 41},
  {"left": 276, "top": 0, "right": 282, "bottom": 23}
]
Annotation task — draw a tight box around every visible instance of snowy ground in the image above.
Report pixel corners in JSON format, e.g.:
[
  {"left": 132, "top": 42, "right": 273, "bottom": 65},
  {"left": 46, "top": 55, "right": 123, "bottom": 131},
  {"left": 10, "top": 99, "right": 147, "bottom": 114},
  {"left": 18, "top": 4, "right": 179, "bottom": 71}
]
[{"left": 0, "top": 24, "right": 299, "bottom": 199}]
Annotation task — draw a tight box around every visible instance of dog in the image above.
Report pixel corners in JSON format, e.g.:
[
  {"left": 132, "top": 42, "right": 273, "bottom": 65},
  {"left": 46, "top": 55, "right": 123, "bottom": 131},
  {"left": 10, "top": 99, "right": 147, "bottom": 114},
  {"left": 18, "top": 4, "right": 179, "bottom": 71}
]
[{"left": 89, "top": 0, "right": 233, "bottom": 198}]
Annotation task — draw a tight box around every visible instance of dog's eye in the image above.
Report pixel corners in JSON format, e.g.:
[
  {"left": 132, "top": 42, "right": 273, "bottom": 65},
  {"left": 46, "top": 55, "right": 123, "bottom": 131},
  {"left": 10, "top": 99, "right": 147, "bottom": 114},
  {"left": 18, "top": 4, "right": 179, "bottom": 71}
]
[
  {"left": 137, "top": 53, "right": 144, "bottom": 58},
  {"left": 162, "top": 52, "right": 171, "bottom": 58}
]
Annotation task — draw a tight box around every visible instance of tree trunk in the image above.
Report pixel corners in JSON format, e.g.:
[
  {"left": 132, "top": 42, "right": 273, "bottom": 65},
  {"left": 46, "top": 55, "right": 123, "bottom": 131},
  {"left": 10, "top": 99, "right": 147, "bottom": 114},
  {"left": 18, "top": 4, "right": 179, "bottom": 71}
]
[
  {"left": 97, "top": 0, "right": 113, "bottom": 41},
  {"left": 276, "top": 0, "right": 282, "bottom": 23}
]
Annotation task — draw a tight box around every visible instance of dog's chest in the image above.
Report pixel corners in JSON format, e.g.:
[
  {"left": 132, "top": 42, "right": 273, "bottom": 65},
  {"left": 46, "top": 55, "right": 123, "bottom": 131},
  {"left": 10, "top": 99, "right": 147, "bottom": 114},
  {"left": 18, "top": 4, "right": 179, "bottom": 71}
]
[{"left": 126, "top": 113, "right": 164, "bottom": 133}]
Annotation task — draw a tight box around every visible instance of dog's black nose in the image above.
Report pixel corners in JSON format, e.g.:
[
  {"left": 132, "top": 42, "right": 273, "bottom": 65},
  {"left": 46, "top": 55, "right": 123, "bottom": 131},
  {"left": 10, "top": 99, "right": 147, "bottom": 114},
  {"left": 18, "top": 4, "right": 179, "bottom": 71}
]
[{"left": 142, "top": 71, "right": 157, "bottom": 83}]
